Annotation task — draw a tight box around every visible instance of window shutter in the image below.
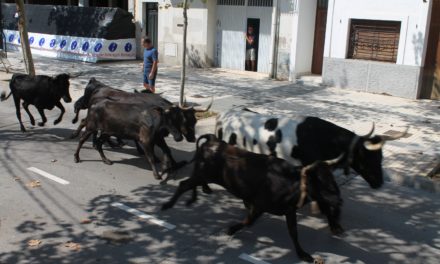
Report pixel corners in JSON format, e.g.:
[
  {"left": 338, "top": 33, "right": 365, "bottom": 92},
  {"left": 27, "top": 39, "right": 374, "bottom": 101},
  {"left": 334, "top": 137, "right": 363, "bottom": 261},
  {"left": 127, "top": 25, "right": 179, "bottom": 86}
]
[{"left": 347, "top": 19, "right": 401, "bottom": 63}]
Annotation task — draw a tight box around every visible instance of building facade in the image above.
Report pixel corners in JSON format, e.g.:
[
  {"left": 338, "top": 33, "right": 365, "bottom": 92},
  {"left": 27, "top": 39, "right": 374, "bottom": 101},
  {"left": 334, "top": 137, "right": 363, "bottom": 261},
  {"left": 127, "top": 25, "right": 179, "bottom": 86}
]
[
  {"left": 322, "top": 0, "right": 439, "bottom": 99},
  {"left": 134, "top": 0, "right": 324, "bottom": 81},
  {"left": 2, "top": 0, "right": 438, "bottom": 99},
  {"left": 133, "top": 0, "right": 438, "bottom": 99}
]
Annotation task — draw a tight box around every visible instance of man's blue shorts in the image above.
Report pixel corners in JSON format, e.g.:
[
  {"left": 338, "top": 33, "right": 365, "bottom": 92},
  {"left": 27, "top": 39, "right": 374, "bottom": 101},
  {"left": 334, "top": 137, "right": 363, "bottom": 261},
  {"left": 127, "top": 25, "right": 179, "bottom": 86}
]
[{"left": 143, "top": 70, "right": 157, "bottom": 87}]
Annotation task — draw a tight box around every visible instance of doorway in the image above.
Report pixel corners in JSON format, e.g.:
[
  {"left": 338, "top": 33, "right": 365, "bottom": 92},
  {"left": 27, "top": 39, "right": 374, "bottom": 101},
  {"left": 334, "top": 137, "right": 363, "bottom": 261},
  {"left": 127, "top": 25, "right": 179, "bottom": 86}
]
[
  {"left": 245, "top": 18, "right": 260, "bottom": 72},
  {"left": 311, "top": 0, "right": 328, "bottom": 74},
  {"left": 145, "top": 3, "right": 158, "bottom": 48}
]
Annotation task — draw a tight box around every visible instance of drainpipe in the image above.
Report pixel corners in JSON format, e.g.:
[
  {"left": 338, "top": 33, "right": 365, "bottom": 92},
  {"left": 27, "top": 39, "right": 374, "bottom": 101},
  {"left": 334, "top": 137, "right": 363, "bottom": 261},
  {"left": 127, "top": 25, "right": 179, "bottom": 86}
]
[{"left": 269, "top": 0, "right": 279, "bottom": 79}]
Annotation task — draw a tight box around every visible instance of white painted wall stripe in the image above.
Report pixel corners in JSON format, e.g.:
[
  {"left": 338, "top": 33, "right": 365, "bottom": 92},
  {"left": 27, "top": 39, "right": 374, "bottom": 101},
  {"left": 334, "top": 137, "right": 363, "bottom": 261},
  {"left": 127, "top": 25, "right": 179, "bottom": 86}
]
[
  {"left": 111, "top": 202, "right": 176, "bottom": 230},
  {"left": 27, "top": 167, "right": 70, "bottom": 185},
  {"left": 239, "top": 253, "right": 271, "bottom": 264}
]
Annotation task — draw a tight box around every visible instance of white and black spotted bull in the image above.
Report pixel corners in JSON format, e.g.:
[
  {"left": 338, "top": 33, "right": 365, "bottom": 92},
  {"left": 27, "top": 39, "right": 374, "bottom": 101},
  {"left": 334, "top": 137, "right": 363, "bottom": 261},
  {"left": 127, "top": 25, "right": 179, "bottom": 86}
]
[{"left": 216, "top": 109, "right": 408, "bottom": 189}]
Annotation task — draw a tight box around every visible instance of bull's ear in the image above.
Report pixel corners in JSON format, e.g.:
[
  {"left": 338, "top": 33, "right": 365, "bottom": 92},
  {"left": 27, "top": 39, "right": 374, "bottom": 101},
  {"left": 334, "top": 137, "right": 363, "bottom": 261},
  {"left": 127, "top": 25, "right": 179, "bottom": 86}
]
[{"left": 55, "top": 73, "right": 70, "bottom": 81}]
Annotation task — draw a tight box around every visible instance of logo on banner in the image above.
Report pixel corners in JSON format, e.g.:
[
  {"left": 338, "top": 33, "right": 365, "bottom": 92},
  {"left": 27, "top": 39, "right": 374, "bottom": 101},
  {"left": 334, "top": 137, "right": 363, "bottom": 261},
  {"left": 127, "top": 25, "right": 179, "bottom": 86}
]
[
  {"left": 50, "top": 39, "right": 56, "bottom": 48},
  {"left": 71, "top": 41, "right": 78, "bottom": 50},
  {"left": 29, "top": 36, "right": 34, "bottom": 45},
  {"left": 60, "top": 40, "right": 67, "bottom": 49},
  {"left": 82, "top": 42, "right": 90, "bottom": 52},
  {"left": 39, "top": 38, "right": 45, "bottom": 47},
  {"left": 94, "top": 43, "right": 103, "bottom": 52},
  {"left": 8, "top": 35, "right": 14, "bottom": 42},
  {"left": 108, "top": 42, "right": 118, "bottom": 52},
  {"left": 124, "top": 43, "right": 132, "bottom": 52}
]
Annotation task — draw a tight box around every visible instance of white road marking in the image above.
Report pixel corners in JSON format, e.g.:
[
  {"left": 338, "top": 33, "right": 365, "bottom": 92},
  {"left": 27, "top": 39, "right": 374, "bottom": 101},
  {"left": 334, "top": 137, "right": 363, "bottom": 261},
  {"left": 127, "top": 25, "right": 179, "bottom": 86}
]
[
  {"left": 239, "top": 253, "right": 271, "bottom": 264},
  {"left": 27, "top": 167, "right": 70, "bottom": 185},
  {"left": 111, "top": 202, "right": 176, "bottom": 230}
]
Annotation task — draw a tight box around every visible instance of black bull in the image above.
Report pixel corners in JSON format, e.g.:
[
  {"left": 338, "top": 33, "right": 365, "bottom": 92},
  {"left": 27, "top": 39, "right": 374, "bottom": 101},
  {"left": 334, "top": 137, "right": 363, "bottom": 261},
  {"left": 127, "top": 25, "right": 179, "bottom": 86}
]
[
  {"left": 74, "top": 99, "right": 184, "bottom": 180},
  {"left": 1, "top": 73, "right": 72, "bottom": 132},
  {"left": 162, "top": 134, "right": 344, "bottom": 263},
  {"left": 71, "top": 78, "right": 212, "bottom": 175}
]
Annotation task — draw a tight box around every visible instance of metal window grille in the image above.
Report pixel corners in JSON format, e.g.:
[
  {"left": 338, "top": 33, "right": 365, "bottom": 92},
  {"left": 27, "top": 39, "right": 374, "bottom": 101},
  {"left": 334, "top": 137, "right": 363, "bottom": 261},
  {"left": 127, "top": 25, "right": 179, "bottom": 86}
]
[
  {"left": 248, "top": 0, "right": 273, "bottom": 7},
  {"left": 347, "top": 19, "right": 401, "bottom": 63},
  {"left": 217, "top": 0, "right": 245, "bottom": 6}
]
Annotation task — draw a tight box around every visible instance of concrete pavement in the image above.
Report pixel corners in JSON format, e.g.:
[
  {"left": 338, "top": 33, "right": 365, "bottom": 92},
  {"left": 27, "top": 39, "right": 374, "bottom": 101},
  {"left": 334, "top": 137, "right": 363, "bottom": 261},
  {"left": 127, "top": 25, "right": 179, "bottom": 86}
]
[{"left": 0, "top": 52, "right": 439, "bottom": 263}]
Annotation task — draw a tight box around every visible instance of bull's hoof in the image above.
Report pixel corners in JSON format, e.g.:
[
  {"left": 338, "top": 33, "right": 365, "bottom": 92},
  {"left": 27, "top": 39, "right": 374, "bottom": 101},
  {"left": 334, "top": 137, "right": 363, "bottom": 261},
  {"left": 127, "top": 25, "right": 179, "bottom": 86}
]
[
  {"left": 72, "top": 117, "right": 78, "bottom": 124},
  {"left": 74, "top": 156, "right": 81, "bottom": 163},
  {"left": 54, "top": 119, "right": 61, "bottom": 125},
  {"left": 37, "top": 122, "right": 45, "bottom": 127},
  {"left": 185, "top": 198, "right": 196, "bottom": 207},
  {"left": 226, "top": 224, "right": 243, "bottom": 236},
  {"left": 298, "top": 253, "right": 314, "bottom": 263},
  {"left": 20, "top": 126, "right": 26, "bottom": 132},
  {"left": 103, "top": 159, "right": 113, "bottom": 165},
  {"left": 154, "top": 174, "right": 162, "bottom": 180},
  {"left": 202, "top": 185, "right": 213, "bottom": 194},
  {"left": 30, "top": 119, "right": 35, "bottom": 126},
  {"left": 161, "top": 202, "right": 173, "bottom": 211},
  {"left": 330, "top": 225, "right": 345, "bottom": 236}
]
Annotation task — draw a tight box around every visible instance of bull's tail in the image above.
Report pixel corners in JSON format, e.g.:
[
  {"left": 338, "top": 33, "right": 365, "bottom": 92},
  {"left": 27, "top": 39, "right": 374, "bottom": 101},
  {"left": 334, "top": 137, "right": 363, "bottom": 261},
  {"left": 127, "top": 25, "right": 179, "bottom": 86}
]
[
  {"left": 2, "top": 74, "right": 20, "bottom": 102},
  {"left": 196, "top": 134, "right": 217, "bottom": 150},
  {"left": 0, "top": 91, "right": 11, "bottom": 101}
]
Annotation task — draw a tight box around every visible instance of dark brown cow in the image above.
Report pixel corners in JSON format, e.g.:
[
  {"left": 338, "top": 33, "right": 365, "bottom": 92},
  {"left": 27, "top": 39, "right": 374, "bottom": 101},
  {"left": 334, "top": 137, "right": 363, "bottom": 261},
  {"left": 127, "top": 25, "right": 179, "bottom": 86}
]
[{"left": 162, "top": 134, "right": 343, "bottom": 263}]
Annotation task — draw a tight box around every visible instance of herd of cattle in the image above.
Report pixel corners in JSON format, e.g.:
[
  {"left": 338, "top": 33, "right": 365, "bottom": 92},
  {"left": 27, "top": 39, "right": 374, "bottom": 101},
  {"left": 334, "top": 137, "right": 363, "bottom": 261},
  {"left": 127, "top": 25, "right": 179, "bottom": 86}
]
[{"left": 0, "top": 73, "right": 408, "bottom": 263}]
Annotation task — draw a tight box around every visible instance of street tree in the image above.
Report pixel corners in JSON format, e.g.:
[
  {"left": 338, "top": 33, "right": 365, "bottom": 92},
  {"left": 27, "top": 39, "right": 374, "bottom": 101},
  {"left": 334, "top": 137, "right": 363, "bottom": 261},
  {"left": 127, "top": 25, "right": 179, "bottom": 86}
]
[
  {"left": 15, "top": 0, "right": 35, "bottom": 76},
  {"left": 175, "top": 0, "right": 206, "bottom": 107}
]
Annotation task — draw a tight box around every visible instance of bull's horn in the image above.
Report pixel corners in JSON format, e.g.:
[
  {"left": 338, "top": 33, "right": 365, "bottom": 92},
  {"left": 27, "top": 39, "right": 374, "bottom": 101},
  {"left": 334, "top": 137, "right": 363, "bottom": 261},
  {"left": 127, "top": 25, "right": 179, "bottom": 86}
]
[
  {"left": 380, "top": 127, "right": 409, "bottom": 141},
  {"left": 324, "top": 153, "right": 345, "bottom": 166},
  {"left": 178, "top": 103, "right": 194, "bottom": 111},
  {"left": 68, "top": 72, "right": 82, "bottom": 78},
  {"left": 363, "top": 140, "right": 385, "bottom": 151},
  {"left": 194, "top": 97, "right": 213, "bottom": 113},
  {"left": 360, "top": 122, "right": 375, "bottom": 138}
]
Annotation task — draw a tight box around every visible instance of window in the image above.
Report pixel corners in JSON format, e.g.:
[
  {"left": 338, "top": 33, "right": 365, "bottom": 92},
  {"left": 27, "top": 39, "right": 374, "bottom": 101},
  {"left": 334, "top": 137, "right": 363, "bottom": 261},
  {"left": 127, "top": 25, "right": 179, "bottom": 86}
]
[
  {"left": 248, "top": 0, "right": 273, "bottom": 7},
  {"left": 217, "top": 0, "right": 245, "bottom": 6},
  {"left": 347, "top": 19, "right": 401, "bottom": 63}
]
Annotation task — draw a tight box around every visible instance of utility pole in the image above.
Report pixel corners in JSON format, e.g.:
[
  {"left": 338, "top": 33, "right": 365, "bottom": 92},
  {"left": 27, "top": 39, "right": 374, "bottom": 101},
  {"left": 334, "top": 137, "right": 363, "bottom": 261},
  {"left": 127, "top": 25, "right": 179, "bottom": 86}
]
[
  {"left": 179, "top": 0, "right": 188, "bottom": 107},
  {"left": 15, "top": 0, "right": 35, "bottom": 76}
]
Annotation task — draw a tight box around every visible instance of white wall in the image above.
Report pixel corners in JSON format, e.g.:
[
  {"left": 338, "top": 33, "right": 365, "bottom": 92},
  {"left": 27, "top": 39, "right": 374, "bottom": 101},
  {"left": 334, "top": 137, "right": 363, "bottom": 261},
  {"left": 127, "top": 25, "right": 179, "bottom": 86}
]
[
  {"left": 290, "top": 0, "right": 317, "bottom": 78},
  {"left": 324, "top": 0, "right": 432, "bottom": 67}
]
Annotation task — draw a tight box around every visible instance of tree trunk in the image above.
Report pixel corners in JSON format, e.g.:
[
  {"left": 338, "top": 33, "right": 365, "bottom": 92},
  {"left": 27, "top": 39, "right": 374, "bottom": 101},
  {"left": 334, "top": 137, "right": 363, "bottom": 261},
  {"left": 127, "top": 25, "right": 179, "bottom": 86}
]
[
  {"left": 179, "top": 0, "right": 188, "bottom": 107},
  {"left": 16, "top": 0, "right": 35, "bottom": 76}
]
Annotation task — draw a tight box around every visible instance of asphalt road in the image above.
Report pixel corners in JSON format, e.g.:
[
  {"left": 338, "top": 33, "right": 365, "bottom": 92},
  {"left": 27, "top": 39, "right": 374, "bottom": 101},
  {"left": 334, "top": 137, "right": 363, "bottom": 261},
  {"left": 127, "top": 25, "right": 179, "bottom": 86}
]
[{"left": 0, "top": 92, "right": 439, "bottom": 264}]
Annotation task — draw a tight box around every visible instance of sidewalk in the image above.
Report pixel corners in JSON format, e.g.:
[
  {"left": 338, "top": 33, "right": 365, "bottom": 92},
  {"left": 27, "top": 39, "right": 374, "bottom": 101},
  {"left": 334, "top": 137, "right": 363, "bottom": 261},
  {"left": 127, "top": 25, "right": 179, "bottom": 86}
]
[{"left": 1, "top": 52, "right": 439, "bottom": 192}]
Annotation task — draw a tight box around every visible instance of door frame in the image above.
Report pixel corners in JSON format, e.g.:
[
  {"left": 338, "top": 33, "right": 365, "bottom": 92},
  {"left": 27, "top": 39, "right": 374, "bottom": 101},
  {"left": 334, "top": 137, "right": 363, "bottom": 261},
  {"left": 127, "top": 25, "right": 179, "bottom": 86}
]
[
  {"left": 311, "top": 0, "right": 328, "bottom": 75},
  {"left": 420, "top": 0, "right": 440, "bottom": 100}
]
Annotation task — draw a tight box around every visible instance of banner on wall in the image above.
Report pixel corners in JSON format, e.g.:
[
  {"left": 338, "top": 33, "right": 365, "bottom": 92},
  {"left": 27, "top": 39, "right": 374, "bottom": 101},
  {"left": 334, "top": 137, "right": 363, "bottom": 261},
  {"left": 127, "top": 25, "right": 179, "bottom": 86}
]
[
  {"left": 1, "top": 4, "right": 136, "bottom": 62},
  {"left": 4, "top": 29, "right": 136, "bottom": 62}
]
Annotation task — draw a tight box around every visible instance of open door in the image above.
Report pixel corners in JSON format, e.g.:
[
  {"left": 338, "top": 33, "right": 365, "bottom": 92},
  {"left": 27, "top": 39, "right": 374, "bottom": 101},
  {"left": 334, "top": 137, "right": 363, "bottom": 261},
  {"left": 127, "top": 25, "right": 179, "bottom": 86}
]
[
  {"left": 145, "top": 3, "right": 158, "bottom": 48},
  {"left": 245, "top": 18, "right": 260, "bottom": 72},
  {"left": 311, "top": 0, "right": 328, "bottom": 74}
]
